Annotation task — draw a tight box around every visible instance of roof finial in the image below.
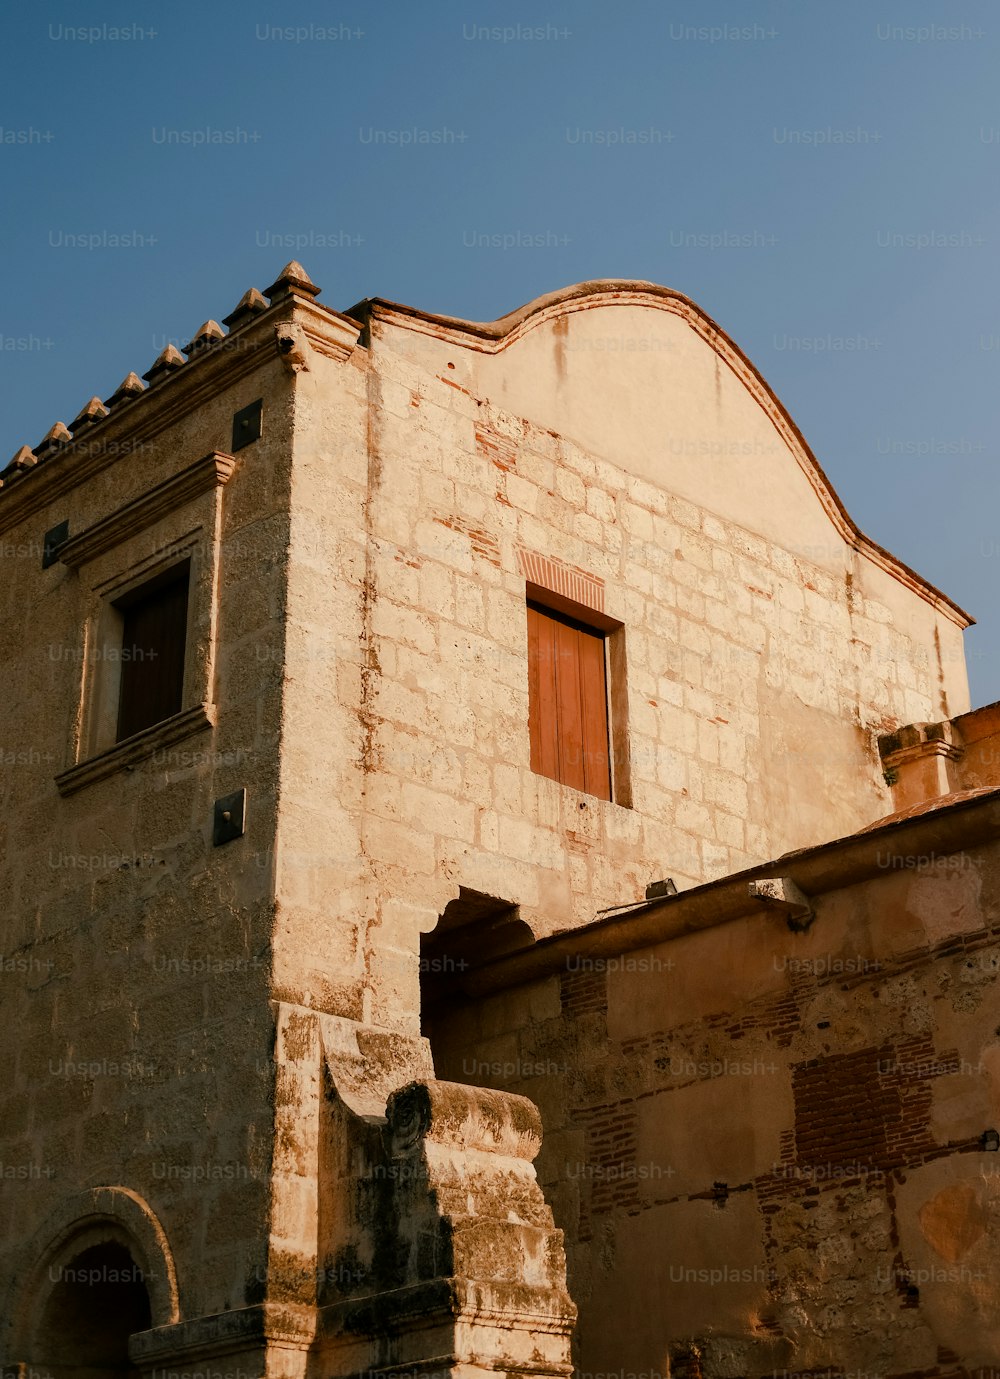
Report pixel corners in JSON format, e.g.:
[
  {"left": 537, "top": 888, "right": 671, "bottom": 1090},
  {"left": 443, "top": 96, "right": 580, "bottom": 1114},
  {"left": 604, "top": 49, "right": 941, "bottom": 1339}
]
[
  {"left": 263, "top": 261, "right": 320, "bottom": 303},
  {"left": 70, "top": 397, "right": 110, "bottom": 432},
  {"left": 1, "top": 445, "right": 38, "bottom": 481},
  {"left": 142, "top": 343, "right": 186, "bottom": 385},
  {"left": 182, "top": 320, "right": 225, "bottom": 357},
  {"left": 34, "top": 422, "right": 72, "bottom": 459},
  {"left": 105, "top": 372, "right": 146, "bottom": 409},
  {"left": 222, "top": 287, "right": 268, "bottom": 330}
]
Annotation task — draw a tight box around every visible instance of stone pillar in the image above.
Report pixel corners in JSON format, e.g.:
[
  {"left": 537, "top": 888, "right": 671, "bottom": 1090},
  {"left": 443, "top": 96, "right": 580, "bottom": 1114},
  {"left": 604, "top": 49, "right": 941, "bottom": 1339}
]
[{"left": 317, "top": 1079, "right": 577, "bottom": 1379}]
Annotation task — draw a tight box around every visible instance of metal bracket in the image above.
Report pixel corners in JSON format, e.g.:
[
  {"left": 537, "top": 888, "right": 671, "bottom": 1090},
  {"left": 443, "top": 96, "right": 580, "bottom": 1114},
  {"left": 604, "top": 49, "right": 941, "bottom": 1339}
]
[
  {"left": 42, "top": 519, "right": 69, "bottom": 568},
  {"left": 232, "top": 398, "right": 263, "bottom": 452},
  {"left": 213, "top": 788, "right": 247, "bottom": 846}
]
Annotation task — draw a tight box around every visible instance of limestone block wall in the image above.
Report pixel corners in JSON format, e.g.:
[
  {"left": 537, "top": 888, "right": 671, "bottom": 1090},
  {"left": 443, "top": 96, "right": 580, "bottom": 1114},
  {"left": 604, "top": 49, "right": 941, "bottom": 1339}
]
[
  {"left": 0, "top": 337, "right": 296, "bottom": 1337},
  {"left": 277, "top": 285, "right": 973, "bottom": 1042},
  {"left": 428, "top": 798, "right": 1000, "bottom": 1377},
  {"left": 0, "top": 272, "right": 982, "bottom": 1363}
]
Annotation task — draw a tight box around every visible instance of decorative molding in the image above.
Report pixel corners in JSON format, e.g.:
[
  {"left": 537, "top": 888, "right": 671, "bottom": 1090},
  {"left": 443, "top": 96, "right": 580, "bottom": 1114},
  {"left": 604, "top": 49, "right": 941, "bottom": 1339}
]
[
  {"left": 55, "top": 702, "right": 215, "bottom": 797},
  {"left": 877, "top": 720, "right": 962, "bottom": 767},
  {"left": 59, "top": 452, "right": 236, "bottom": 568},
  {"left": 879, "top": 739, "right": 964, "bottom": 773},
  {"left": 297, "top": 296, "right": 364, "bottom": 362}
]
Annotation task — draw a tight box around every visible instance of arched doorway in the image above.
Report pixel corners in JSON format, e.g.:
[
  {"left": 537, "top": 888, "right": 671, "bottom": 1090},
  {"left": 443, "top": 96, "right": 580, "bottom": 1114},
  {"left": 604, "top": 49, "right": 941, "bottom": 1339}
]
[
  {"left": 2, "top": 1187, "right": 179, "bottom": 1376},
  {"left": 32, "top": 1237, "right": 152, "bottom": 1377}
]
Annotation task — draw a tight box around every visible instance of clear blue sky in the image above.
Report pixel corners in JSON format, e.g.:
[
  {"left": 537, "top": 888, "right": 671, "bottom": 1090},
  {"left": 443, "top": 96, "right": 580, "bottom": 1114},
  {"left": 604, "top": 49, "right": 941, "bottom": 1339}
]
[{"left": 3, "top": 1, "right": 998, "bottom": 704}]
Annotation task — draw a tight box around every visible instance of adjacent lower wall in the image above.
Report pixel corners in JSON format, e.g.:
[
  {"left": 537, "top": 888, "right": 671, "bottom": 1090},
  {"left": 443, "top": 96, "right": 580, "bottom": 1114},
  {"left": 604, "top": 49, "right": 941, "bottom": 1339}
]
[{"left": 426, "top": 790, "right": 1000, "bottom": 1378}]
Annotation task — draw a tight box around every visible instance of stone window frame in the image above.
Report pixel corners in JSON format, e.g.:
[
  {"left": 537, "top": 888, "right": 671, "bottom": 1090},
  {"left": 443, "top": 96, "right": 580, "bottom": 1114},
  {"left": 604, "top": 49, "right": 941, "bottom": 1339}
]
[{"left": 54, "top": 451, "right": 234, "bottom": 797}]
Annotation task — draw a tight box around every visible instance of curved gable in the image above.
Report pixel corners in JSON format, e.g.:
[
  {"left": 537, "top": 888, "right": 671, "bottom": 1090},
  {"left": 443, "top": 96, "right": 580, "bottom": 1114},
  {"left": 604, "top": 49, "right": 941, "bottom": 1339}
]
[{"left": 355, "top": 281, "right": 970, "bottom": 628}]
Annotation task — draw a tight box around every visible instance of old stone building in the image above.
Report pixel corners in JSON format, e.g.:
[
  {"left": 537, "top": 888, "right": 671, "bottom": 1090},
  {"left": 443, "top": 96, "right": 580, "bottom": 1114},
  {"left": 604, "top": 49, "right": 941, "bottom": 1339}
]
[{"left": 1, "top": 264, "right": 999, "bottom": 1377}]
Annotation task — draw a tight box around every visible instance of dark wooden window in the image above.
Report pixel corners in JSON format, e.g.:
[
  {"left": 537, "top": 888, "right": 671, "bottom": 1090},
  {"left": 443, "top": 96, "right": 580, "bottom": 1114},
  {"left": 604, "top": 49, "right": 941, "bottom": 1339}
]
[
  {"left": 115, "top": 562, "right": 190, "bottom": 742},
  {"left": 527, "top": 600, "right": 612, "bottom": 800}
]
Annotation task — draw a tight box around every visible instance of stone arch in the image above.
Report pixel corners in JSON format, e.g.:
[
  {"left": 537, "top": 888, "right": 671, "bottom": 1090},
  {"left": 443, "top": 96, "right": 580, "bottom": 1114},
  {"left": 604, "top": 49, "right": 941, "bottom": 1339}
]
[
  {"left": 3, "top": 1185, "right": 179, "bottom": 1365},
  {"left": 420, "top": 886, "right": 534, "bottom": 1076}
]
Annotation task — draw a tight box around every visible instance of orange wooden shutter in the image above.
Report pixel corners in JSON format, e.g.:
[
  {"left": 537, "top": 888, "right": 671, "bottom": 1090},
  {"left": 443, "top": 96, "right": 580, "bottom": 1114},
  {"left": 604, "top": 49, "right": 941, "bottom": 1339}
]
[
  {"left": 577, "top": 622, "right": 612, "bottom": 800},
  {"left": 527, "top": 602, "right": 611, "bottom": 801}
]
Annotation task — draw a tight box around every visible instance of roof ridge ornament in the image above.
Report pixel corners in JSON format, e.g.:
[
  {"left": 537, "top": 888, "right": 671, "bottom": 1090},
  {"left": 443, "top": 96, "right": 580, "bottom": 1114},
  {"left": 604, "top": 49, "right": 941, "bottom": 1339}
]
[
  {"left": 1, "top": 445, "right": 38, "bottom": 482},
  {"left": 34, "top": 422, "right": 72, "bottom": 460},
  {"left": 182, "top": 320, "right": 225, "bottom": 357},
  {"left": 263, "top": 260, "right": 320, "bottom": 303},
  {"left": 222, "top": 287, "right": 268, "bottom": 330},
  {"left": 104, "top": 372, "right": 146, "bottom": 409},
  {"left": 142, "top": 343, "right": 186, "bottom": 384},
  {"left": 70, "top": 397, "right": 110, "bottom": 431}
]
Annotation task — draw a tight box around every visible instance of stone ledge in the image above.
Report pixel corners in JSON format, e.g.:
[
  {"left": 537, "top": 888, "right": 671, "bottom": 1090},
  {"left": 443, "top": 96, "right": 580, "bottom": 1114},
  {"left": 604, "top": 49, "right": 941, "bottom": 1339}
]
[
  {"left": 878, "top": 718, "right": 958, "bottom": 762},
  {"left": 54, "top": 702, "right": 215, "bottom": 797},
  {"left": 129, "top": 1300, "right": 317, "bottom": 1362},
  {"left": 386, "top": 1079, "right": 542, "bottom": 1161},
  {"left": 322, "top": 1275, "right": 577, "bottom": 1341},
  {"left": 59, "top": 451, "right": 237, "bottom": 568}
]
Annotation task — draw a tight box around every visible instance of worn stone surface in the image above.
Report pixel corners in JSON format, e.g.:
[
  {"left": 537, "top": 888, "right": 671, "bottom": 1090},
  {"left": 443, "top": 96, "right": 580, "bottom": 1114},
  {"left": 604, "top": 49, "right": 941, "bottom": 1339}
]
[
  {"left": 430, "top": 809, "right": 1000, "bottom": 1375},
  {"left": 0, "top": 271, "right": 992, "bottom": 1375}
]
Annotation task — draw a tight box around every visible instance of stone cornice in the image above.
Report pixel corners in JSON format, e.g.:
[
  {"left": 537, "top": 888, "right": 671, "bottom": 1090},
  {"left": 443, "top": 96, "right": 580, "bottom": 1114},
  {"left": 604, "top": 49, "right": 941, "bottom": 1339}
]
[
  {"left": 0, "top": 292, "right": 362, "bottom": 534},
  {"left": 129, "top": 1301, "right": 317, "bottom": 1363},
  {"left": 58, "top": 451, "right": 237, "bottom": 568},
  {"left": 352, "top": 281, "right": 973, "bottom": 630},
  {"left": 879, "top": 739, "right": 964, "bottom": 773},
  {"left": 294, "top": 296, "right": 364, "bottom": 361}
]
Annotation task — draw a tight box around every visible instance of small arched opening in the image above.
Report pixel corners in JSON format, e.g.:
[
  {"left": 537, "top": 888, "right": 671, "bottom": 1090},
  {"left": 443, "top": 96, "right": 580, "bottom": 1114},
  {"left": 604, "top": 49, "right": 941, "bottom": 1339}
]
[
  {"left": 32, "top": 1236, "right": 152, "bottom": 1378},
  {"left": 420, "top": 886, "right": 534, "bottom": 1079}
]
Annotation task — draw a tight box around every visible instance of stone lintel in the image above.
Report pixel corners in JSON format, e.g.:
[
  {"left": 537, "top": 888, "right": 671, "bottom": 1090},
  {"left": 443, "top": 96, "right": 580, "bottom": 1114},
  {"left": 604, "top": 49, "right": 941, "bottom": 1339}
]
[{"left": 58, "top": 451, "right": 237, "bottom": 568}]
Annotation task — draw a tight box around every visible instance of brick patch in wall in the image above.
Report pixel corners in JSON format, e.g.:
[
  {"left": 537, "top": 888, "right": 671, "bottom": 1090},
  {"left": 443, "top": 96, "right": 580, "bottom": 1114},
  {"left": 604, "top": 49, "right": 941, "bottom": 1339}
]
[
  {"left": 517, "top": 547, "right": 605, "bottom": 614},
  {"left": 787, "top": 1036, "right": 941, "bottom": 1179},
  {"left": 434, "top": 514, "right": 502, "bottom": 567},
  {"left": 570, "top": 1101, "right": 641, "bottom": 1239},
  {"left": 718, "top": 990, "right": 801, "bottom": 1049},
  {"left": 560, "top": 968, "right": 607, "bottom": 1021},
  {"left": 475, "top": 423, "right": 518, "bottom": 473}
]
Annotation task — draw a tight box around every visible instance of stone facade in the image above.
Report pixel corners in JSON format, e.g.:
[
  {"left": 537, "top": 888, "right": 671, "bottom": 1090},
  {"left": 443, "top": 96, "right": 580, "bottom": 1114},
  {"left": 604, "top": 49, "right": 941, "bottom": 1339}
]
[
  {"left": 430, "top": 781, "right": 1000, "bottom": 1375},
  {"left": 0, "top": 264, "right": 995, "bottom": 1376}
]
